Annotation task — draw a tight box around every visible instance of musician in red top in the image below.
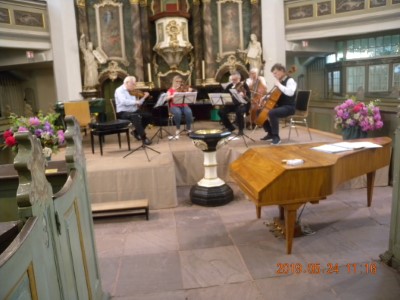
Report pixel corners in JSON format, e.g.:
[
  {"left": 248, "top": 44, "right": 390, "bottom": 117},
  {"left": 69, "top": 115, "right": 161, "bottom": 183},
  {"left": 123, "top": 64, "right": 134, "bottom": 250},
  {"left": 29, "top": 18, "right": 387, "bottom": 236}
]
[
  {"left": 166, "top": 75, "right": 194, "bottom": 138},
  {"left": 261, "top": 63, "right": 297, "bottom": 145}
]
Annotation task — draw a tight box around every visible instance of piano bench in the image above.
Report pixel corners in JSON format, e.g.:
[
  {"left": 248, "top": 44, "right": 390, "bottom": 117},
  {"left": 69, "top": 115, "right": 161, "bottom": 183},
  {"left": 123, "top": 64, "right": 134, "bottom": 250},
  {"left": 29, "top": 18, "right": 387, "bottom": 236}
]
[
  {"left": 91, "top": 199, "right": 149, "bottom": 220},
  {"left": 89, "top": 120, "right": 131, "bottom": 156}
]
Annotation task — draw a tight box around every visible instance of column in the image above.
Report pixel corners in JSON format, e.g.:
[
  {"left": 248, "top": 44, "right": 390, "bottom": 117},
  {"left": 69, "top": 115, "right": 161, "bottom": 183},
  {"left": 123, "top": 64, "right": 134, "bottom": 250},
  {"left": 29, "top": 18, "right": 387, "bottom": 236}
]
[
  {"left": 250, "top": 0, "right": 262, "bottom": 45},
  {"left": 47, "top": 0, "right": 82, "bottom": 101},
  {"left": 139, "top": 1, "right": 152, "bottom": 83},
  {"left": 261, "top": 0, "right": 286, "bottom": 90},
  {"left": 202, "top": 0, "right": 217, "bottom": 84},
  {"left": 192, "top": 0, "right": 203, "bottom": 85},
  {"left": 76, "top": 0, "right": 89, "bottom": 38},
  {"left": 130, "top": 0, "right": 144, "bottom": 82},
  {"left": 381, "top": 107, "right": 400, "bottom": 269}
]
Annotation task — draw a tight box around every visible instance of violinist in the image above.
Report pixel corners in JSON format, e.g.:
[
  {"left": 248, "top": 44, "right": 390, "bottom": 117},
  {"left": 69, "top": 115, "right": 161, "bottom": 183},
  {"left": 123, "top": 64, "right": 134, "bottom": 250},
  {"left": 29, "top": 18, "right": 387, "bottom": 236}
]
[
  {"left": 260, "top": 63, "right": 297, "bottom": 145},
  {"left": 166, "top": 75, "right": 194, "bottom": 138},
  {"left": 218, "top": 71, "right": 251, "bottom": 136},
  {"left": 114, "top": 75, "right": 153, "bottom": 145}
]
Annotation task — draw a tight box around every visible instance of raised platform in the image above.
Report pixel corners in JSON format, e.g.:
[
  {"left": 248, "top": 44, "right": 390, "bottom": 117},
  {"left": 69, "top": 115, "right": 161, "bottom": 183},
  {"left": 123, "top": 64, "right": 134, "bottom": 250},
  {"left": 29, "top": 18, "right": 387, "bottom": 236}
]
[{"left": 51, "top": 121, "right": 390, "bottom": 210}]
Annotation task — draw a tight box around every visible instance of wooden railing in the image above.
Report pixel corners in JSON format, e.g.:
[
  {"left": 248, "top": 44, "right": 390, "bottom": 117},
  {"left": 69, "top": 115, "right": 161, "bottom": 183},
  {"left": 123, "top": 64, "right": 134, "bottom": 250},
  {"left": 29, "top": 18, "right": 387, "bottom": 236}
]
[{"left": 0, "top": 116, "right": 107, "bottom": 299}]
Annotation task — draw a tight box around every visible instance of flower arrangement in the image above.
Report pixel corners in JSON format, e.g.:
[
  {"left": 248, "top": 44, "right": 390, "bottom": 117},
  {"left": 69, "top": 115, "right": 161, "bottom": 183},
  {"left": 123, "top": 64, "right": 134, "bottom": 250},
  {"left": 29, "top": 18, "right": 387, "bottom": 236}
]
[
  {"left": 334, "top": 98, "right": 384, "bottom": 132},
  {"left": 2, "top": 112, "right": 65, "bottom": 158}
]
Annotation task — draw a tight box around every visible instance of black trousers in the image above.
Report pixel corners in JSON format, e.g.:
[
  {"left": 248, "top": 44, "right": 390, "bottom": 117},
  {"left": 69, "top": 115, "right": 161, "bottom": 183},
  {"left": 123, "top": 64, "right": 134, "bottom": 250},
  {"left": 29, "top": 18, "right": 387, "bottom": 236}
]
[
  {"left": 263, "top": 105, "right": 295, "bottom": 137},
  {"left": 218, "top": 103, "right": 249, "bottom": 132},
  {"left": 118, "top": 110, "right": 152, "bottom": 138}
]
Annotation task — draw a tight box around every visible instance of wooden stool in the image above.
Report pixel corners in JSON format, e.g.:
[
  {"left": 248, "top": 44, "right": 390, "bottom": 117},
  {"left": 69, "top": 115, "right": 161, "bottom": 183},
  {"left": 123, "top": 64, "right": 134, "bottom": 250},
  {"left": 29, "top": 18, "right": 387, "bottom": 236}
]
[{"left": 91, "top": 199, "right": 149, "bottom": 220}]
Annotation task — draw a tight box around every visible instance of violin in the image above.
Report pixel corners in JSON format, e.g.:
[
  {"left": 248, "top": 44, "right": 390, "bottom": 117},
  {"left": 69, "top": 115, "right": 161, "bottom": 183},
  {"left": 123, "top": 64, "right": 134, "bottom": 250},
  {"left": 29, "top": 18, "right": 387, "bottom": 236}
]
[
  {"left": 176, "top": 84, "right": 191, "bottom": 92},
  {"left": 234, "top": 81, "right": 249, "bottom": 102},
  {"left": 130, "top": 89, "right": 146, "bottom": 98}
]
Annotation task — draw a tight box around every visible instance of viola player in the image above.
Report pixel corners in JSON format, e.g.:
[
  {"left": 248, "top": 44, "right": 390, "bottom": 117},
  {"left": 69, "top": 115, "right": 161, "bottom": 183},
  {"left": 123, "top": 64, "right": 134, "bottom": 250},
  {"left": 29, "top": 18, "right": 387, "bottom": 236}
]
[
  {"left": 218, "top": 71, "right": 251, "bottom": 136},
  {"left": 260, "top": 63, "right": 297, "bottom": 145}
]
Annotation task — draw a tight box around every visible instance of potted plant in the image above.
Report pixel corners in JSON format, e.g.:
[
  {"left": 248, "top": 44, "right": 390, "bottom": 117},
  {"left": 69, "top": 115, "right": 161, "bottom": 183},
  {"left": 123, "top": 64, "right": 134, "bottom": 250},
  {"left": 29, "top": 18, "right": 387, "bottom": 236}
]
[
  {"left": 334, "top": 98, "right": 383, "bottom": 140},
  {"left": 2, "top": 112, "right": 65, "bottom": 160}
]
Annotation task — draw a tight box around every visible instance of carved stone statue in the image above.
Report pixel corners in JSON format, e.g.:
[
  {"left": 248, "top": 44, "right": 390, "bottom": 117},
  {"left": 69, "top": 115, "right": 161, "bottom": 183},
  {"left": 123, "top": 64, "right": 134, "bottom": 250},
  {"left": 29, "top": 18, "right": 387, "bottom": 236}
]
[
  {"left": 79, "top": 34, "right": 99, "bottom": 91},
  {"left": 245, "top": 33, "right": 263, "bottom": 71}
]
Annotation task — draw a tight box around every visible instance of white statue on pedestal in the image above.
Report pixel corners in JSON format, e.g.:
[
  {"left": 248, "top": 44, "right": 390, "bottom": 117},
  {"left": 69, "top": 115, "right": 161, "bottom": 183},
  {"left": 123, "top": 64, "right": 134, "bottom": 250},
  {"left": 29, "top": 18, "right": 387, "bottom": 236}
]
[
  {"left": 79, "top": 34, "right": 99, "bottom": 91},
  {"left": 245, "top": 33, "right": 263, "bottom": 71}
]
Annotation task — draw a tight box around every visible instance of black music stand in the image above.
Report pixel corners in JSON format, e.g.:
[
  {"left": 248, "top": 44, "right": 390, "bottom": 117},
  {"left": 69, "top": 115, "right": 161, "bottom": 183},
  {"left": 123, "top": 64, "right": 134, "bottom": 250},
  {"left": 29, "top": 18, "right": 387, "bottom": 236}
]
[
  {"left": 226, "top": 89, "right": 256, "bottom": 147},
  {"left": 208, "top": 93, "right": 233, "bottom": 106},
  {"left": 151, "top": 93, "right": 172, "bottom": 143},
  {"left": 123, "top": 140, "right": 160, "bottom": 162},
  {"left": 122, "top": 112, "right": 161, "bottom": 161}
]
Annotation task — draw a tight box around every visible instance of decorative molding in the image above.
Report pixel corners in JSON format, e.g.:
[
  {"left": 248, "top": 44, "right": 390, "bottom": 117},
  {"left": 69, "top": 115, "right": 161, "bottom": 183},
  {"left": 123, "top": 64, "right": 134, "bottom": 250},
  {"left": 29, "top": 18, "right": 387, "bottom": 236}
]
[
  {"left": 76, "top": 0, "right": 85, "bottom": 7},
  {"left": 98, "top": 60, "right": 128, "bottom": 82}
]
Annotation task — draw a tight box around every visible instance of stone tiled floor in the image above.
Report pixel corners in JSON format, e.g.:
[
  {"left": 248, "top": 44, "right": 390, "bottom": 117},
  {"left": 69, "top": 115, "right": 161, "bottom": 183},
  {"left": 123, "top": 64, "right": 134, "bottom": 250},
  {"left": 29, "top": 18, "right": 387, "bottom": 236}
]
[{"left": 94, "top": 184, "right": 400, "bottom": 300}]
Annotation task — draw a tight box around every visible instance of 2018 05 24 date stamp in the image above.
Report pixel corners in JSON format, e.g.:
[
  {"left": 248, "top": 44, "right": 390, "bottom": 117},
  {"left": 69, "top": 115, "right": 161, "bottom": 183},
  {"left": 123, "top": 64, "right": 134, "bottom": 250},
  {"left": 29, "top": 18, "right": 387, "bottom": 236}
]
[{"left": 276, "top": 262, "right": 377, "bottom": 275}]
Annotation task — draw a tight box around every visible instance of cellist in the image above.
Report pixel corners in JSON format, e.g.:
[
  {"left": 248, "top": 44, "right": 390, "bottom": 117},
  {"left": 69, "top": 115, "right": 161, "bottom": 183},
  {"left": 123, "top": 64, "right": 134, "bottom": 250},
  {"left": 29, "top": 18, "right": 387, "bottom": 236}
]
[
  {"left": 260, "top": 63, "right": 297, "bottom": 145},
  {"left": 246, "top": 67, "right": 267, "bottom": 128}
]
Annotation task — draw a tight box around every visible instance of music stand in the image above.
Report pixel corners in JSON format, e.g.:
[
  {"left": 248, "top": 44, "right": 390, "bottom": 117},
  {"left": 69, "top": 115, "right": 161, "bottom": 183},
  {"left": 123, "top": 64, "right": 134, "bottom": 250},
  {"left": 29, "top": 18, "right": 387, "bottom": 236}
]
[
  {"left": 123, "top": 111, "right": 161, "bottom": 161},
  {"left": 208, "top": 93, "right": 233, "bottom": 106},
  {"left": 229, "top": 89, "right": 248, "bottom": 104},
  {"left": 173, "top": 92, "right": 197, "bottom": 105},
  {"left": 227, "top": 89, "right": 255, "bottom": 147},
  {"left": 123, "top": 140, "right": 160, "bottom": 162},
  {"left": 151, "top": 93, "right": 172, "bottom": 143}
]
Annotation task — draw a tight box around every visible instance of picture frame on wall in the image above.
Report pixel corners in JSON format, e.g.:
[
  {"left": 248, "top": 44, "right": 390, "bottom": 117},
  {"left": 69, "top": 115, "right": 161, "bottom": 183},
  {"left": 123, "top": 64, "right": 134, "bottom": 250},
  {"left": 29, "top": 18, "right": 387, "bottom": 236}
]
[
  {"left": 317, "top": 1, "right": 332, "bottom": 16},
  {"left": 0, "top": 7, "right": 10, "bottom": 24},
  {"left": 94, "top": 1, "right": 127, "bottom": 62},
  {"left": 287, "top": 4, "right": 313, "bottom": 21},
  {"left": 369, "top": 0, "right": 387, "bottom": 8},
  {"left": 217, "top": 0, "right": 244, "bottom": 57},
  {"left": 335, "top": 0, "right": 365, "bottom": 14},
  {"left": 14, "top": 10, "right": 44, "bottom": 28}
]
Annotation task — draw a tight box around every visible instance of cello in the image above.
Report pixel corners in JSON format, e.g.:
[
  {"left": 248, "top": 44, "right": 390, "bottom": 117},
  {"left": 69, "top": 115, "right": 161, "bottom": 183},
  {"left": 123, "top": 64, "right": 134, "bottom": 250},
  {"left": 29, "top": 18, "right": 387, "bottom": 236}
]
[
  {"left": 249, "top": 77, "right": 268, "bottom": 125},
  {"left": 254, "top": 65, "right": 297, "bottom": 127}
]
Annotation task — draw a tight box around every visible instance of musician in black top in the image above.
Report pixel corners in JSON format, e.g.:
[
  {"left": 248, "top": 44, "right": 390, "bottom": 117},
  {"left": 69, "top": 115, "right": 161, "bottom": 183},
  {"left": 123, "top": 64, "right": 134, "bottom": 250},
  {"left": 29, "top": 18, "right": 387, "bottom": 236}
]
[
  {"left": 218, "top": 71, "right": 251, "bottom": 136},
  {"left": 261, "top": 63, "right": 297, "bottom": 145}
]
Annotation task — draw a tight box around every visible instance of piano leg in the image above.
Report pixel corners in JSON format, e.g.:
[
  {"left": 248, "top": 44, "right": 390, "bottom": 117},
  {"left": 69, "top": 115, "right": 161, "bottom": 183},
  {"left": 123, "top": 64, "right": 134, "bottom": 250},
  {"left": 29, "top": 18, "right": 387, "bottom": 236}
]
[
  {"left": 256, "top": 205, "right": 261, "bottom": 218},
  {"left": 366, "top": 171, "right": 376, "bottom": 207},
  {"left": 283, "top": 203, "right": 302, "bottom": 254}
]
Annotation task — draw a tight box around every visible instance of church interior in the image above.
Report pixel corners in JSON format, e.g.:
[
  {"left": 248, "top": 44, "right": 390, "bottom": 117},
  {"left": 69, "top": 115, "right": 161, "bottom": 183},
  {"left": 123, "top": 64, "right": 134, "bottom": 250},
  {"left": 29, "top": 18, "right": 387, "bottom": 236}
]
[{"left": 1, "top": 0, "right": 400, "bottom": 299}]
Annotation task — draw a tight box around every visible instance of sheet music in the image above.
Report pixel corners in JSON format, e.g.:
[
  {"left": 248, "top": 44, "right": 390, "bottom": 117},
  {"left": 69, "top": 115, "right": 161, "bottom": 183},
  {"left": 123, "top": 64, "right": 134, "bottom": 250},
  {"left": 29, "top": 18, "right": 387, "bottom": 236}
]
[
  {"left": 220, "top": 82, "right": 231, "bottom": 90},
  {"left": 154, "top": 93, "right": 168, "bottom": 108},
  {"left": 173, "top": 92, "right": 198, "bottom": 104},
  {"left": 208, "top": 93, "right": 233, "bottom": 106},
  {"left": 229, "top": 89, "right": 248, "bottom": 104}
]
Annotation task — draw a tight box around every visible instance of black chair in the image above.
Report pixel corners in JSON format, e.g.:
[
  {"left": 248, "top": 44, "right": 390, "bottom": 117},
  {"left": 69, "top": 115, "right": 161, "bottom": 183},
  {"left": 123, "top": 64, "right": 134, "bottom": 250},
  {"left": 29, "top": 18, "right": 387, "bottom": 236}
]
[{"left": 287, "top": 90, "right": 312, "bottom": 141}]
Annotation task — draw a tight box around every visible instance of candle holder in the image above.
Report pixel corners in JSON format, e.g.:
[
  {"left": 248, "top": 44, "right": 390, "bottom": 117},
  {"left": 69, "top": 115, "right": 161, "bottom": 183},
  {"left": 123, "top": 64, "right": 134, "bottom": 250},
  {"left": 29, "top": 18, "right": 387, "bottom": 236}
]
[{"left": 189, "top": 129, "right": 233, "bottom": 206}]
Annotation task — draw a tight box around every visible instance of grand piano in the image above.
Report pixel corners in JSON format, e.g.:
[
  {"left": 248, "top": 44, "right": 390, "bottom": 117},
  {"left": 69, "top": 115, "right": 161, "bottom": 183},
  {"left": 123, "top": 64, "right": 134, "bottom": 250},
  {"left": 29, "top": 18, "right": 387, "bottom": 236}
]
[{"left": 229, "top": 137, "right": 392, "bottom": 254}]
